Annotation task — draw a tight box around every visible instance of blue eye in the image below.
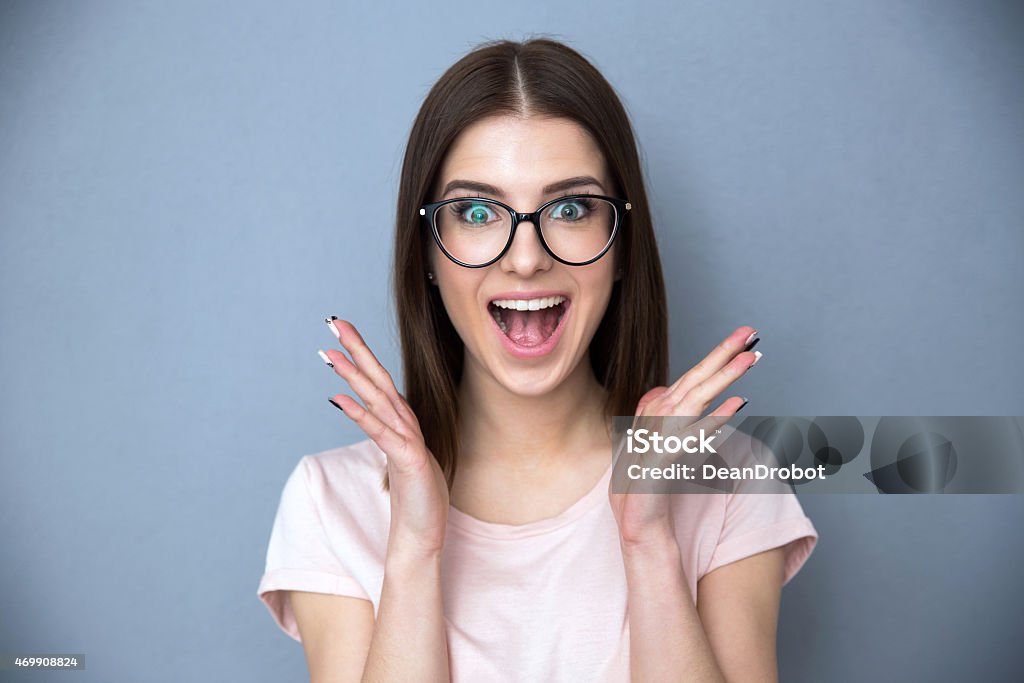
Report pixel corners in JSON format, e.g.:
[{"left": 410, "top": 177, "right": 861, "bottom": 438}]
[
  {"left": 448, "top": 200, "right": 497, "bottom": 225},
  {"left": 548, "top": 197, "right": 596, "bottom": 221}
]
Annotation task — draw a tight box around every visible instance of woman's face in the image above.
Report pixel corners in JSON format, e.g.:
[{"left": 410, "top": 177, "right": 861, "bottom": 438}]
[{"left": 428, "top": 114, "right": 619, "bottom": 397}]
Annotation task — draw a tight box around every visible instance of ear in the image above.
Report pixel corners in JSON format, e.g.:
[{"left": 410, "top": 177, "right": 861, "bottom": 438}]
[{"left": 426, "top": 247, "right": 441, "bottom": 287}]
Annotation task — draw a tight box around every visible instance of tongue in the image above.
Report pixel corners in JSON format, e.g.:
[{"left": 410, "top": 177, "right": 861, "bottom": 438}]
[{"left": 503, "top": 306, "right": 561, "bottom": 347}]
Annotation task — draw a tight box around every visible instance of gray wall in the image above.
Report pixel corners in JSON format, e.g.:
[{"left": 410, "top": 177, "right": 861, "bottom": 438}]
[{"left": 2, "top": 1, "right": 1022, "bottom": 681}]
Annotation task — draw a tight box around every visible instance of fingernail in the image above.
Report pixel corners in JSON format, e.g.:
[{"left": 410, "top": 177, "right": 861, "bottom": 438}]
[
  {"left": 744, "top": 330, "right": 758, "bottom": 346},
  {"left": 737, "top": 397, "right": 749, "bottom": 412},
  {"left": 744, "top": 336, "right": 760, "bottom": 352},
  {"left": 327, "top": 397, "right": 344, "bottom": 413},
  {"left": 317, "top": 349, "right": 334, "bottom": 367},
  {"left": 325, "top": 316, "right": 341, "bottom": 340},
  {"left": 750, "top": 350, "right": 763, "bottom": 366}
]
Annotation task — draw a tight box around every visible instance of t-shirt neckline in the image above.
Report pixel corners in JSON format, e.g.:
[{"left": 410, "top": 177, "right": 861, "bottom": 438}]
[{"left": 446, "top": 461, "right": 613, "bottom": 540}]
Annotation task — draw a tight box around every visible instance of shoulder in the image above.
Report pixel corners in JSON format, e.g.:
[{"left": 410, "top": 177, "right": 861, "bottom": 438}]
[
  {"left": 283, "top": 439, "right": 391, "bottom": 556},
  {"left": 702, "top": 488, "right": 818, "bottom": 586},
  {"left": 304, "top": 438, "right": 387, "bottom": 484},
  {"left": 258, "top": 440, "right": 387, "bottom": 640},
  {"left": 299, "top": 438, "right": 389, "bottom": 506}
]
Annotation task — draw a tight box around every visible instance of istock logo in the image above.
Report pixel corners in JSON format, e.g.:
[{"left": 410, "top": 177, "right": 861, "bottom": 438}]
[{"left": 626, "top": 428, "right": 718, "bottom": 454}]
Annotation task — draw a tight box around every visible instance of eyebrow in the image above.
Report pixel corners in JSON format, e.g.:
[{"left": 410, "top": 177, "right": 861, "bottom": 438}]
[{"left": 440, "top": 175, "right": 605, "bottom": 199}]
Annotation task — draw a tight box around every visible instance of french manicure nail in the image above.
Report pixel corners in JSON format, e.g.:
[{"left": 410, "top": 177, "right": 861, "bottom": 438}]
[
  {"left": 744, "top": 336, "right": 760, "bottom": 352},
  {"left": 751, "top": 350, "right": 763, "bottom": 366},
  {"left": 744, "top": 330, "right": 758, "bottom": 346},
  {"left": 737, "top": 397, "right": 749, "bottom": 412},
  {"left": 327, "top": 397, "right": 344, "bottom": 413},
  {"left": 325, "top": 316, "right": 341, "bottom": 340},
  {"left": 317, "top": 349, "right": 334, "bottom": 367}
]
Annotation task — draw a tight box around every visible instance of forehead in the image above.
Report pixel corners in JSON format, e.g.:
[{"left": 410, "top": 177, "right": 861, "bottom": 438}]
[{"left": 436, "top": 115, "right": 609, "bottom": 196}]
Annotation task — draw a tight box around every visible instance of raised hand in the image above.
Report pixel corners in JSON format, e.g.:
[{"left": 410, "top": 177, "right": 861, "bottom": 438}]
[
  {"left": 320, "top": 317, "right": 450, "bottom": 559},
  {"left": 610, "top": 325, "right": 761, "bottom": 547}
]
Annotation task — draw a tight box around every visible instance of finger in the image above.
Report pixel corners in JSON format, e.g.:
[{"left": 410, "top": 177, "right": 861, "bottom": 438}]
[
  {"left": 641, "top": 411, "right": 736, "bottom": 471},
  {"left": 326, "top": 318, "right": 420, "bottom": 429},
  {"left": 635, "top": 386, "right": 670, "bottom": 416},
  {"left": 709, "top": 395, "right": 749, "bottom": 417},
  {"left": 322, "top": 348, "right": 407, "bottom": 435},
  {"left": 329, "top": 393, "right": 419, "bottom": 472},
  {"left": 671, "top": 350, "right": 760, "bottom": 416},
  {"left": 639, "top": 397, "right": 747, "bottom": 474},
  {"left": 661, "top": 326, "right": 758, "bottom": 405},
  {"left": 665, "top": 325, "right": 756, "bottom": 397},
  {"left": 323, "top": 348, "right": 423, "bottom": 438},
  {"left": 327, "top": 317, "right": 403, "bottom": 401},
  {"left": 692, "top": 411, "right": 736, "bottom": 443}
]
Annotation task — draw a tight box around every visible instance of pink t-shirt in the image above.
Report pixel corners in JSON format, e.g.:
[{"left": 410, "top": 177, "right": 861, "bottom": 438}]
[{"left": 257, "top": 439, "right": 818, "bottom": 682}]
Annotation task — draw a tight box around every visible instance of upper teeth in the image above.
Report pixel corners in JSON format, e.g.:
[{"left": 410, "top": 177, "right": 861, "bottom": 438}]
[{"left": 491, "top": 295, "right": 566, "bottom": 311}]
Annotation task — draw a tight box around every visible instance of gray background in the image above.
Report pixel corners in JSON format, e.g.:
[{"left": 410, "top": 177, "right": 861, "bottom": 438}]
[{"left": 2, "top": 1, "right": 1022, "bottom": 681}]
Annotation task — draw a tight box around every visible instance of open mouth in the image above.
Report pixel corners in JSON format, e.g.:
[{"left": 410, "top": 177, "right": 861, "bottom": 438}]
[{"left": 488, "top": 295, "right": 568, "bottom": 348}]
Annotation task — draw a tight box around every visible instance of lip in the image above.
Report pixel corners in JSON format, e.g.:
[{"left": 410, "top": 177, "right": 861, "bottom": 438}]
[{"left": 486, "top": 294, "right": 572, "bottom": 359}]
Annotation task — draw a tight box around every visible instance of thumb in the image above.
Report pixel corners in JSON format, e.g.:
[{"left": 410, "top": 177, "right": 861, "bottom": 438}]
[{"left": 635, "top": 386, "right": 669, "bottom": 416}]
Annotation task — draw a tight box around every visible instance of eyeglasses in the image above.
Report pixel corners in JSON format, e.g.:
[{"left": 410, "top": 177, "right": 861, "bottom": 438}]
[{"left": 419, "top": 193, "right": 631, "bottom": 268}]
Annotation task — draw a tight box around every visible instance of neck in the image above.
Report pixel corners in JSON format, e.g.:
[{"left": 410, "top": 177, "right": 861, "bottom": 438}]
[{"left": 457, "top": 355, "right": 612, "bottom": 475}]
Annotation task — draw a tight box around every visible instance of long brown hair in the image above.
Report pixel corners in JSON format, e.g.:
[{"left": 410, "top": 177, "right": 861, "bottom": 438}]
[{"left": 387, "top": 37, "right": 667, "bottom": 491}]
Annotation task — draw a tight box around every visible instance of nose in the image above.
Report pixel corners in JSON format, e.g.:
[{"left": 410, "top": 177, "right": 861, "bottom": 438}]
[{"left": 499, "top": 217, "right": 552, "bottom": 277}]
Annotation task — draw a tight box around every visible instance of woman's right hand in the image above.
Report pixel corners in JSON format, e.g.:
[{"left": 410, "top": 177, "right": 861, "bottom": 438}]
[{"left": 321, "top": 317, "right": 449, "bottom": 560}]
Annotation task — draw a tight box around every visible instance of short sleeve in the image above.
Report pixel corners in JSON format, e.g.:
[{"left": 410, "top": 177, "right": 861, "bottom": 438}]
[
  {"left": 703, "top": 490, "right": 818, "bottom": 586},
  {"left": 257, "top": 455, "right": 371, "bottom": 641}
]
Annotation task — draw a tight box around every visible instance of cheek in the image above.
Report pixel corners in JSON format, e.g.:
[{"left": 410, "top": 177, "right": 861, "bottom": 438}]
[
  {"left": 587, "top": 259, "right": 618, "bottom": 296},
  {"left": 572, "top": 266, "right": 617, "bottom": 333},
  {"left": 434, "top": 268, "right": 486, "bottom": 333}
]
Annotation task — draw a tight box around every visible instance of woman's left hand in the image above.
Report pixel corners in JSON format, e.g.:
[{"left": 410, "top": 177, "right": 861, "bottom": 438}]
[{"left": 609, "top": 325, "right": 761, "bottom": 549}]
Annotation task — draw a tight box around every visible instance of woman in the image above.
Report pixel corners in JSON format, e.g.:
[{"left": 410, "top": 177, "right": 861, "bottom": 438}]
[{"left": 258, "top": 37, "right": 818, "bottom": 682}]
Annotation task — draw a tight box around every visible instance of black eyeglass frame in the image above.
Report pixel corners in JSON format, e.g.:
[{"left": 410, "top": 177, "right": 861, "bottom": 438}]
[{"left": 418, "top": 193, "right": 632, "bottom": 268}]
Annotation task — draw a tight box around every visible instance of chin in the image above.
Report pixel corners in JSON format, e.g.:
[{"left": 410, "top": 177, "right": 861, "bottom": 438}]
[{"left": 492, "top": 362, "right": 571, "bottom": 396}]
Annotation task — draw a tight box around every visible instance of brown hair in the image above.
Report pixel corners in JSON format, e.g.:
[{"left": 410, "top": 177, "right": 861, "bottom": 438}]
[{"left": 387, "top": 36, "right": 668, "bottom": 491}]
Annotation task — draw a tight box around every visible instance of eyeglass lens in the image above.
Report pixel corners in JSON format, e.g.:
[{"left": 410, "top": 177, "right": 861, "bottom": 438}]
[{"left": 433, "top": 196, "right": 617, "bottom": 266}]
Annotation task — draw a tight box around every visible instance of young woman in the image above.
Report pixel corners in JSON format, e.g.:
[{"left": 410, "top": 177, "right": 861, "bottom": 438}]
[{"left": 258, "top": 38, "right": 818, "bottom": 682}]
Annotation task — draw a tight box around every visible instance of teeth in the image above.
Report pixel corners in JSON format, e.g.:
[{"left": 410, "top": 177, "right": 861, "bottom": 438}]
[
  {"left": 489, "top": 295, "right": 567, "bottom": 336},
  {"left": 491, "top": 295, "right": 566, "bottom": 311}
]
